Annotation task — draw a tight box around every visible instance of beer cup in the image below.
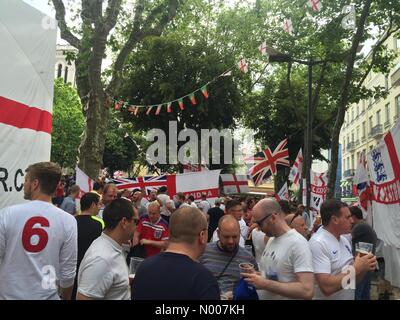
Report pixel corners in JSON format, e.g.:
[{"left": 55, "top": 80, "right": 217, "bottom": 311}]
[{"left": 355, "top": 242, "right": 373, "bottom": 257}]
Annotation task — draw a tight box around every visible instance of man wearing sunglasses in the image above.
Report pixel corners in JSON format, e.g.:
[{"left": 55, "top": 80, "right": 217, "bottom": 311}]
[{"left": 241, "top": 198, "right": 314, "bottom": 300}]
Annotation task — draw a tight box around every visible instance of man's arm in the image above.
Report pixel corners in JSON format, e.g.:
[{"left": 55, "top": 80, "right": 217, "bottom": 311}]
[
  {"left": 140, "top": 239, "right": 168, "bottom": 250},
  {"left": 60, "top": 285, "right": 74, "bottom": 300},
  {"left": 243, "top": 272, "right": 314, "bottom": 299},
  {"left": 76, "top": 292, "right": 95, "bottom": 300},
  {"left": 132, "top": 231, "right": 141, "bottom": 247}
]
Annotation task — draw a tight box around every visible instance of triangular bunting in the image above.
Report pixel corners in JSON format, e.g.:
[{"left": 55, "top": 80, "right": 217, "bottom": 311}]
[
  {"left": 167, "top": 102, "right": 172, "bottom": 113},
  {"left": 155, "top": 104, "right": 162, "bottom": 115},
  {"left": 189, "top": 93, "right": 197, "bottom": 105},
  {"left": 178, "top": 98, "right": 184, "bottom": 110},
  {"left": 201, "top": 86, "right": 209, "bottom": 99}
]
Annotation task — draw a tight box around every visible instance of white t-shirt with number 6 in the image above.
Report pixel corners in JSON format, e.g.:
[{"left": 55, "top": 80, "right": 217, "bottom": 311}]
[{"left": 0, "top": 200, "right": 77, "bottom": 299}]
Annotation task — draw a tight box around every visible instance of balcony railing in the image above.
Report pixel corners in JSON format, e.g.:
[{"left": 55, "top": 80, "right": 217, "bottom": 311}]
[
  {"left": 384, "top": 120, "right": 391, "bottom": 129},
  {"left": 371, "top": 124, "right": 383, "bottom": 138},
  {"left": 361, "top": 136, "right": 366, "bottom": 143},
  {"left": 354, "top": 139, "right": 360, "bottom": 146},
  {"left": 346, "top": 141, "right": 356, "bottom": 151},
  {"left": 343, "top": 169, "right": 356, "bottom": 178}
]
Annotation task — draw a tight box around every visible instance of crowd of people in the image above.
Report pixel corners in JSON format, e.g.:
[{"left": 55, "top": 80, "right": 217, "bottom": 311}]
[{"left": 0, "top": 161, "right": 391, "bottom": 300}]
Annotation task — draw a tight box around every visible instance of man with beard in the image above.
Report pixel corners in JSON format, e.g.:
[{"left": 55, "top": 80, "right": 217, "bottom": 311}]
[
  {"left": 0, "top": 162, "right": 77, "bottom": 299},
  {"left": 200, "top": 215, "right": 257, "bottom": 297}
]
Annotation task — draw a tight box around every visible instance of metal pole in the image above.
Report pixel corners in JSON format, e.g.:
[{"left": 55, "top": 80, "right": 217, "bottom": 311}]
[{"left": 306, "top": 59, "right": 313, "bottom": 211}]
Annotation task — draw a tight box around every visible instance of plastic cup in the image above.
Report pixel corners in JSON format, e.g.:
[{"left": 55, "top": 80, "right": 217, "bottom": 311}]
[
  {"left": 239, "top": 262, "right": 254, "bottom": 273},
  {"left": 129, "top": 257, "right": 144, "bottom": 279},
  {"left": 355, "top": 242, "right": 373, "bottom": 256}
]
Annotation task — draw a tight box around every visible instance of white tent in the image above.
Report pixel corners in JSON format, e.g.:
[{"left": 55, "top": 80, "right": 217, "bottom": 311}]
[{"left": 0, "top": 0, "right": 57, "bottom": 208}]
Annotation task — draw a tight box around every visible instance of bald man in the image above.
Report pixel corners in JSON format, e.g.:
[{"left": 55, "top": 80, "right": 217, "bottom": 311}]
[
  {"left": 285, "top": 214, "right": 309, "bottom": 239},
  {"left": 132, "top": 207, "right": 220, "bottom": 300},
  {"left": 241, "top": 198, "right": 314, "bottom": 300},
  {"left": 200, "top": 215, "right": 257, "bottom": 297}
]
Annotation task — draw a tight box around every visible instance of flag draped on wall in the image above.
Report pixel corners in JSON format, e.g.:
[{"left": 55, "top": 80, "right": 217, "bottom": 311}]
[{"left": 220, "top": 174, "right": 249, "bottom": 194}]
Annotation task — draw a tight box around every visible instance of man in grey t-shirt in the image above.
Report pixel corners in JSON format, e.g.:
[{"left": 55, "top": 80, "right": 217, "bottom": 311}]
[{"left": 60, "top": 185, "right": 80, "bottom": 215}]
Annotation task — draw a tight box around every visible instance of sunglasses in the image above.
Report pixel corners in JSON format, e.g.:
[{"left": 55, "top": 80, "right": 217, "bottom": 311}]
[{"left": 255, "top": 212, "right": 274, "bottom": 226}]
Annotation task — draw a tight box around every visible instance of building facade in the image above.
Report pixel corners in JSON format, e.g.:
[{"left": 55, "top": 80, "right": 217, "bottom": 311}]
[
  {"left": 55, "top": 44, "right": 77, "bottom": 86},
  {"left": 340, "top": 34, "right": 400, "bottom": 196}
]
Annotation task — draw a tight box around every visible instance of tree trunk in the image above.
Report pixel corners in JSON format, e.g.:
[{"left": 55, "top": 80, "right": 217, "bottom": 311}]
[
  {"left": 77, "top": 93, "right": 109, "bottom": 179},
  {"left": 326, "top": 0, "right": 373, "bottom": 199}
]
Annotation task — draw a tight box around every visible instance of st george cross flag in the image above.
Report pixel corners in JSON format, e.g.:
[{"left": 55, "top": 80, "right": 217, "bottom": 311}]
[
  {"left": 302, "top": 171, "right": 328, "bottom": 213},
  {"left": 76, "top": 167, "right": 94, "bottom": 194},
  {"left": 245, "top": 138, "right": 289, "bottom": 186},
  {"left": 0, "top": 0, "right": 57, "bottom": 208},
  {"left": 220, "top": 174, "right": 249, "bottom": 194},
  {"left": 283, "top": 19, "right": 294, "bottom": 35},
  {"left": 112, "top": 170, "right": 221, "bottom": 205},
  {"left": 275, "top": 182, "right": 289, "bottom": 201},
  {"left": 367, "top": 119, "right": 400, "bottom": 248},
  {"left": 353, "top": 151, "right": 371, "bottom": 217},
  {"left": 288, "top": 149, "right": 303, "bottom": 185},
  {"left": 259, "top": 42, "right": 267, "bottom": 56},
  {"left": 308, "top": 0, "right": 322, "bottom": 12},
  {"left": 238, "top": 58, "right": 248, "bottom": 73}
]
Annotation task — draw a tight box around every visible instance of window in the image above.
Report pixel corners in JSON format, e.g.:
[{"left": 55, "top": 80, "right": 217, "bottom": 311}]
[
  {"left": 369, "top": 116, "right": 373, "bottom": 132},
  {"left": 57, "top": 64, "right": 62, "bottom": 78},
  {"left": 347, "top": 158, "right": 350, "bottom": 170},
  {"left": 362, "top": 100, "right": 365, "bottom": 111},
  {"left": 362, "top": 121, "right": 366, "bottom": 138},
  {"left": 351, "top": 131, "right": 354, "bottom": 142},
  {"left": 385, "top": 103, "right": 390, "bottom": 123},
  {"left": 394, "top": 37, "right": 400, "bottom": 50},
  {"left": 351, "top": 108, "right": 354, "bottom": 121},
  {"left": 385, "top": 76, "right": 389, "bottom": 90},
  {"left": 347, "top": 136, "right": 350, "bottom": 146},
  {"left": 356, "top": 104, "right": 359, "bottom": 116},
  {"left": 376, "top": 110, "right": 381, "bottom": 125},
  {"left": 343, "top": 160, "right": 346, "bottom": 171},
  {"left": 351, "top": 155, "right": 355, "bottom": 170},
  {"left": 356, "top": 126, "right": 360, "bottom": 141},
  {"left": 64, "top": 66, "right": 68, "bottom": 84}
]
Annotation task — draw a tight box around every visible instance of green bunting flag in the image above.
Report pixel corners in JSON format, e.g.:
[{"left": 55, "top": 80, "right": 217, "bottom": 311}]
[
  {"left": 189, "top": 93, "right": 197, "bottom": 105},
  {"left": 178, "top": 98, "right": 184, "bottom": 110},
  {"left": 201, "top": 86, "right": 209, "bottom": 99}
]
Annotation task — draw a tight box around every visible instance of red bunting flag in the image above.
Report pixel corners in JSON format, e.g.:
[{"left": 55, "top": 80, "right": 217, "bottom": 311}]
[
  {"left": 115, "top": 101, "right": 123, "bottom": 111},
  {"left": 134, "top": 107, "right": 139, "bottom": 116},
  {"left": 167, "top": 102, "right": 172, "bottom": 113}
]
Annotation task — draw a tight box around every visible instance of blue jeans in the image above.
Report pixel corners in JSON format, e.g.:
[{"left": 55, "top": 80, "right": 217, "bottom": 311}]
[{"left": 356, "top": 271, "right": 372, "bottom": 300}]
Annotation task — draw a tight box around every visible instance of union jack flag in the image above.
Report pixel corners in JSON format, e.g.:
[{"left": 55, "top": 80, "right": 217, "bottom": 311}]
[
  {"left": 112, "top": 175, "right": 176, "bottom": 197},
  {"left": 245, "top": 138, "right": 290, "bottom": 186},
  {"left": 182, "top": 163, "right": 209, "bottom": 173}
]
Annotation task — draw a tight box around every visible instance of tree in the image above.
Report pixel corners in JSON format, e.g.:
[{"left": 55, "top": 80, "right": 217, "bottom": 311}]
[
  {"left": 51, "top": 78, "right": 85, "bottom": 168},
  {"left": 52, "top": 0, "right": 182, "bottom": 178},
  {"left": 114, "top": 36, "right": 242, "bottom": 173}
]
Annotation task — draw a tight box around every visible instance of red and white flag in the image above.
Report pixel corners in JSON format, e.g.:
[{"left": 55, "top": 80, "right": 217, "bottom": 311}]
[
  {"left": 259, "top": 42, "right": 267, "bottom": 56},
  {"left": 275, "top": 182, "right": 289, "bottom": 201},
  {"left": 76, "top": 167, "right": 94, "bottom": 198},
  {"left": 220, "top": 174, "right": 249, "bottom": 194},
  {"left": 0, "top": 1, "right": 57, "bottom": 208},
  {"left": 353, "top": 151, "right": 371, "bottom": 215},
  {"left": 367, "top": 119, "right": 400, "bottom": 247},
  {"left": 183, "top": 163, "right": 209, "bottom": 173},
  {"left": 245, "top": 138, "right": 290, "bottom": 186},
  {"left": 288, "top": 149, "right": 303, "bottom": 185},
  {"left": 283, "top": 19, "right": 294, "bottom": 35},
  {"left": 302, "top": 171, "right": 328, "bottom": 213},
  {"left": 238, "top": 58, "right": 248, "bottom": 73},
  {"left": 308, "top": 0, "right": 322, "bottom": 12}
]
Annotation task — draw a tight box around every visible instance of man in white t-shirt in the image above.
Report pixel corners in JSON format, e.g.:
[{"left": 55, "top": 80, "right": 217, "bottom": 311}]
[
  {"left": 197, "top": 193, "right": 211, "bottom": 214},
  {"left": 241, "top": 198, "right": 314, "bottom": 300},
  {"left": 0, "top": 162, "right": 77, "bottom": 300},
  {"left": 211, "top": 199, "right": 248, "bottom": 247},
  {"left": 77, "top": 198, "right": 136, "bottom": 300},
  {"left": 309, "top": 199, "right": 377, "bottom": 300}
]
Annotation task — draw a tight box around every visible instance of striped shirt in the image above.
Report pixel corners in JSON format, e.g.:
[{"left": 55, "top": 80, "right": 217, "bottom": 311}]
[{"left": 199, "top": 242, "right": 257, "bottom": 293}]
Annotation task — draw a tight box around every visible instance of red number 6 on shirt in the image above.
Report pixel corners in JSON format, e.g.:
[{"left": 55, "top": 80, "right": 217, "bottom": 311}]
[{"left": 22, "top": 217, "right": 50, "bottom": 252}]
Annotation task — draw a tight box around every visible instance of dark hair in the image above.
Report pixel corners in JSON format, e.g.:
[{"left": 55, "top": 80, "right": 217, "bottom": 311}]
[
  {"left": 225, "top": 199, "right": 242, "bottom": 211},
  {"left": 25, "top": 162, "right": 61, "bottom": 195},
  {"left": 132, "top": 188, "right": 141, "bottom": 194},
  {"left": 320, "top": 199, "right": 348, "bottom": 226},
  {"left": 158, "top": 186, "right": 167, "bottom": 193},
  {"left": 103, "top": 198, "right": 134, "bottom": 230},
  {"left": 69, "top": 185, "right": 80, "bottom": 195},
  {"left": 278, "top": 200, "right": 291, "bottom": 215},
  {"left": 188, "top": 195, "right": 195, "bottom": 201},
  {"left": 349, "top": 206, "right": 363, "bottom": 220},
  {"left": 176, "top": 192, "right": 186, "bottom": 201},
  {"left": 93, "top": 182, "right": 103, "bottom": 191},
  {"left": 80, "top": 192, "right": 100, "bottom": 211}
]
